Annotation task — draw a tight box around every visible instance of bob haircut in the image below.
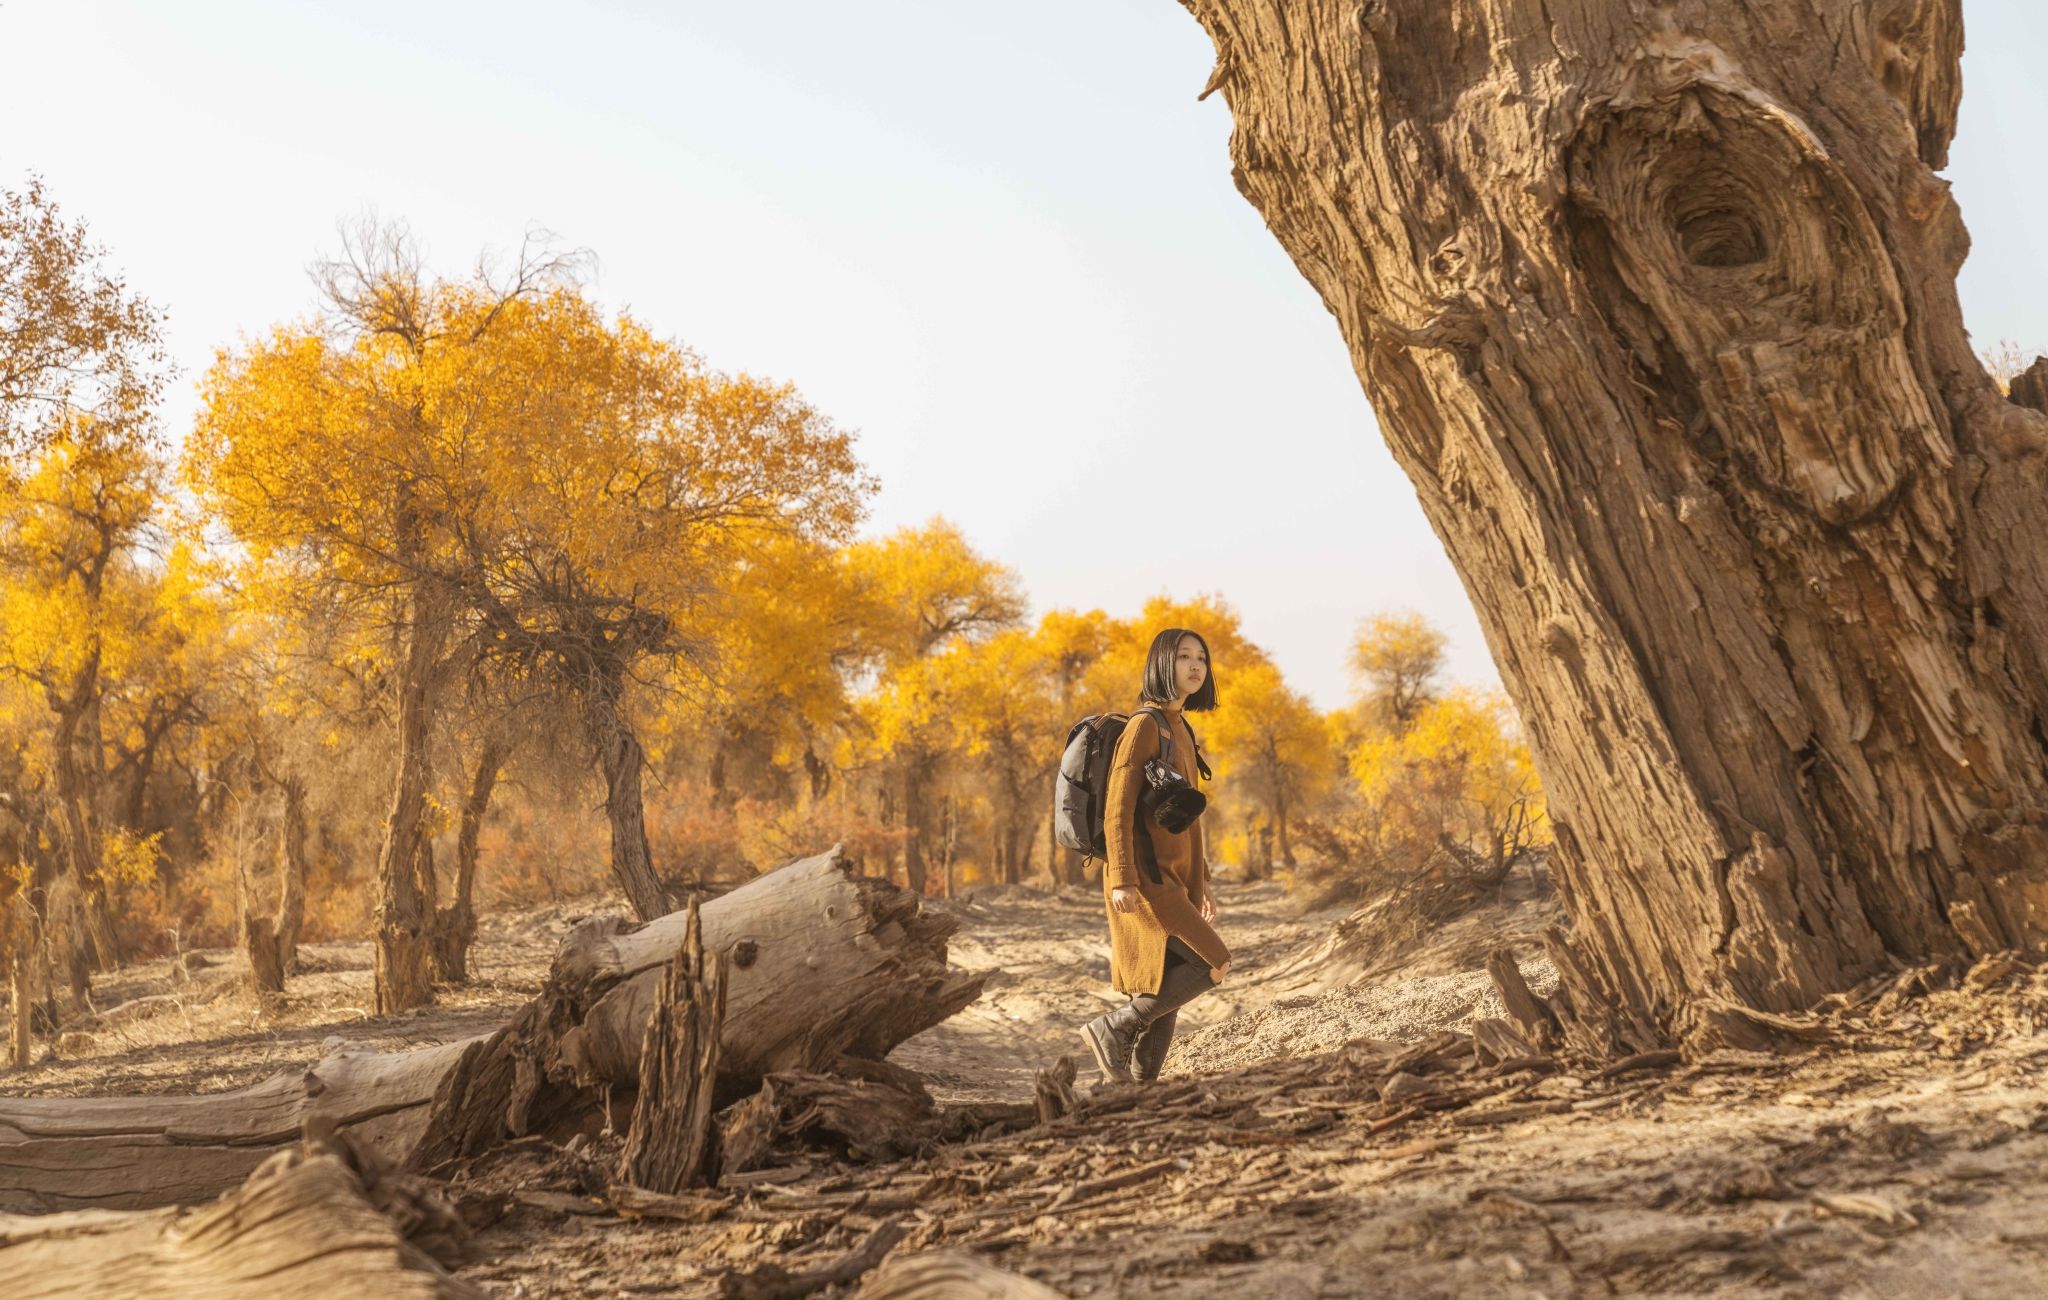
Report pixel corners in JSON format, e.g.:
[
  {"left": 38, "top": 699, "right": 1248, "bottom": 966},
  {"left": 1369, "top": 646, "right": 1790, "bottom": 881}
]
[{"left": 1139, "top": 628, "right": 1218, "bottom": 713}]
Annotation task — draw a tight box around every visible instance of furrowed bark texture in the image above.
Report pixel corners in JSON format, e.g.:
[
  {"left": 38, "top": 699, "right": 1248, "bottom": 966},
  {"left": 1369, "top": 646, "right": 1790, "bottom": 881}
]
[
  {"left": 1180, "top": 0, "right": 2048, "bottom": 1048},
  {"left": 0, "top": 846, "right": 984, "bottom": 1212},
  {"left": 586, "top": 673, "right": 671, "bottom": 922},
  {"left": 433, "top": 739, "right": 504, "bottom": 984},
  {"left": 374, "top": 583, "right": 451, "bottom": 1015}
]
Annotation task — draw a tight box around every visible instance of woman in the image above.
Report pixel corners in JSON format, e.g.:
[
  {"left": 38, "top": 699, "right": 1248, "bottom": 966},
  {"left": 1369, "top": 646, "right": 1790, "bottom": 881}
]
[{"left": 1079, "top": 628, "right": 1233, "bottom": 1084}]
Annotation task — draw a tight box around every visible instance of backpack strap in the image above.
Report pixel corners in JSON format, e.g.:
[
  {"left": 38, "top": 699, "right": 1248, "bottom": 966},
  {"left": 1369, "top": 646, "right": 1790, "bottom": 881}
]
[
  {"left": 1184, "top": 719, "right": 1214, "bottom": 783},
  {"left": 1137, "top": 707, "right": 1212, "bottom": 782},
  {"left": 1136, "top": 707, "right": 1175, "bottom": 769}
]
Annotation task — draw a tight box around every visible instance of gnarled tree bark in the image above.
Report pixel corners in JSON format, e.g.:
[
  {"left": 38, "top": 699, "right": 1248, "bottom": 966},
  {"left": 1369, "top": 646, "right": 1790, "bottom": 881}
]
[
  {"left": 432, "top": 737, "right": 504, "bottom": 984},
  {"left": 585, "top": 667, "right": 671, "bottom": 922},
  {"left": 0, "top": 846, "right": 983, "bottom": 1212},
  {"left": 243, "top": 773, "right": 309, "bottom": 995},
  {"left": 373, "top": 576, "right": 451, "bottom": 1015},
  {"left": 1178, "top": 0, "right": 2048, "bottom": 1049}
]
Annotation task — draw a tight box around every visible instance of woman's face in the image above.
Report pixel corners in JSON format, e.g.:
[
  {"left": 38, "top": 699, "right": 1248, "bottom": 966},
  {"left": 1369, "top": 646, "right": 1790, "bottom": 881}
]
[{"left": 1174, "top": 635, "right": 1209, "bottom": 700}]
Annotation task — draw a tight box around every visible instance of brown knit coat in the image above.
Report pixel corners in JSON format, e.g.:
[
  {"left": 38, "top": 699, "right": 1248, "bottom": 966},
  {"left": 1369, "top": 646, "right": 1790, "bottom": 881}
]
[{"left": 1098, "top": 707, "right": 1232, "bottom": 994}]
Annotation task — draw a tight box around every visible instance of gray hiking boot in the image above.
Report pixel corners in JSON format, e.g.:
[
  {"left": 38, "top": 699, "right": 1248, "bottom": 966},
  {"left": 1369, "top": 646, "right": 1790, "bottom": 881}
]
[{"left": 1080, "top": 1003, "right": 1145, "bottom": 1084}]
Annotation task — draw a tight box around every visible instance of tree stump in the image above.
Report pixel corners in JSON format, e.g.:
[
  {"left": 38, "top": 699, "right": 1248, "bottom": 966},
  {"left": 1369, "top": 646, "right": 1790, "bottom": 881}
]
[{"left": 618, "top": 896, "right": 725, "bottom": 1193}]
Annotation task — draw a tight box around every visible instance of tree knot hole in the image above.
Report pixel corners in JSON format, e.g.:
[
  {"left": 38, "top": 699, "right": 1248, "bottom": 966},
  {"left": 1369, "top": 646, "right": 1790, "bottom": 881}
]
[{"left": 1670, "top": 194, "right": 1767, "bottom": 267}]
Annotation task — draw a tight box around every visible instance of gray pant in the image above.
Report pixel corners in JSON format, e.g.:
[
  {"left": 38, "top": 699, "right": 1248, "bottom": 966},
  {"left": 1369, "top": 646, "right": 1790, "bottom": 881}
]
[{"left": 1127, "top": 935, "right": 1213, "bottom": 1026}]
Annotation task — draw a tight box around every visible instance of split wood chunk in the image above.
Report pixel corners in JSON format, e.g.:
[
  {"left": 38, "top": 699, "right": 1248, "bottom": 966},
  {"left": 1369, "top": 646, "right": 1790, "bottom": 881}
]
[
  {"left": 854, "top": 1250, "right": 1070, "bottom": 1299},
  {"left": 1470, "top": 1017, "right": 1542, "bottom": 1067},
  {"left": 619, "top": 895, "right": 726, "bottom": 1193},
  {"left": 0, "top": 1141, "right": 480, "bottom": 1299},
  {"left": 0, "top": 846, "right": 985, "bottom": 1213},
  {"left": 1034, "top": 1055, "right": 1077, "bottom": 1123},
  {"left": 1486, "top": 947, "right": 1559, "bottom": 1046}
]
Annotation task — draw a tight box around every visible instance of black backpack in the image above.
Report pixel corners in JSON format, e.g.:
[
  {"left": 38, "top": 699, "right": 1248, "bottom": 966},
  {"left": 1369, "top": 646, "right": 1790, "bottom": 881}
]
[{"left": 1053, "top": 707, "right": 1211, "bottom": 858}]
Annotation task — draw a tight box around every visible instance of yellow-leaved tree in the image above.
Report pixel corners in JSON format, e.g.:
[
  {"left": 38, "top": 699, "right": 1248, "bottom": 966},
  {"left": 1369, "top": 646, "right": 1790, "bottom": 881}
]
[
  {"left": 188, "top": 228, "right": 587, "bottom": 1010},
  {"left": 844, "top": 520, "right": 1023, "bottom": 893},
  {"left": 0, "top": 179, "right": 167, "bottom": 457},
  {"left": 193, "top": 228, "right": 872, "bottom": 1015},
  {"left": 1204, "top": 659, "right": 1334, "bottom": 877},
  {"left": 1347, "top": 688, "right": 1549, "bottom": 878},
  {"left": 0, "top": 422, "right": 169, "bottom": 1002},
  {"left": 1347, "top": 610, "right": 1448, "bottom": 735},
  {"left": 457, "top": 294, "right": 872, "bottom": 922}
]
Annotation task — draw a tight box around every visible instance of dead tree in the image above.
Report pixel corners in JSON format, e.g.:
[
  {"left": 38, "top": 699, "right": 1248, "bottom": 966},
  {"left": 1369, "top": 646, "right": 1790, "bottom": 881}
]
[
  {"left": 0, "top": 846, "right": 983, "bottom": 1212},
  {"left": 1178, "top": 0, "right": 2048, "bottom": 1049}
]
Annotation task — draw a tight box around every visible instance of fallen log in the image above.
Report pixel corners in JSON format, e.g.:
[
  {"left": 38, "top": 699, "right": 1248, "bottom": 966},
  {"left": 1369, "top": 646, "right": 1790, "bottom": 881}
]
[
  {"left": 0, "top": 1135, "right": 479, "bottom": 1298},
  {"left": 0, "top": 846, "right": 985, "bottom": 1213}
]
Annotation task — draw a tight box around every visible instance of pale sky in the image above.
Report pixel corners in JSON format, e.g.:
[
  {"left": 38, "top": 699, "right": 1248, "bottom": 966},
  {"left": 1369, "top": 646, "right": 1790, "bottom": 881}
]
[{"left": 4, "top": 2, "right": 2044, "bottom": 709}]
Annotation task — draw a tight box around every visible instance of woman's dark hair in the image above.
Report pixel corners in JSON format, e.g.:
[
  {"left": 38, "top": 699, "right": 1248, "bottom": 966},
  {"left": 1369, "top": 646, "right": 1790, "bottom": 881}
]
[{"left": 1139, "top": 628, "right": 1217, "bottom": 713}]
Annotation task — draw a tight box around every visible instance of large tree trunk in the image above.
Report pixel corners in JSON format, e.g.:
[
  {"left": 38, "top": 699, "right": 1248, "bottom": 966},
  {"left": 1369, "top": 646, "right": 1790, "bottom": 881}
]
[
  {"left": 373, "top": 584, "right": 450, "bottom": 1015},
  {"left": 1179, "top": 0, "right": 2048, "bottom": 1049},
  {"left": 433, "top": 738, "right": 504, "bottom": 983},
  {"left": 0, "top": 846, "right": 984, "bottom": 1213},
  {"left": 585, "top": 671, "right": 670, "bottom": 922}
]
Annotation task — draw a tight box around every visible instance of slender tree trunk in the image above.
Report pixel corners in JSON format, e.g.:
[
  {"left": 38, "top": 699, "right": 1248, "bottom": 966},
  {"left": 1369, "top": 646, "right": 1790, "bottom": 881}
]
[
  {"left": 1179, "top": 0, "right": 2048, "bottom": 1049},
  {"left": 1274, "top": 789, "right": 1295, "bottom": 870},
  {"left": 434, "top": 737, "right": 505, "bottom": 983},
  {"left": 901, "top": 759, "right": 929, "bottom": 897},
  {"left": 245, "top": 772, "right": 309, "bottom": 996},
  {"left": 50, "top": 686, "right": 116, "bottom": 983},
  {"left": 6, "top": 897, "right": 32, "bottom": 1070},
  {"left": 372, "top": 587, "right": 449, "bottom": 1016},
  {"left": 585, "top": 670, "right": 670, "bottom": 922},
  {"left": 273, "top": 773, "right": 307, "bottom": 973}
]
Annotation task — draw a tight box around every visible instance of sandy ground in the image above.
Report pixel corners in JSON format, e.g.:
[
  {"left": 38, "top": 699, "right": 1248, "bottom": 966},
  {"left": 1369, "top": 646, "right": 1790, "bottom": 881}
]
[{"left": 10, "top": 874, "right": 2048, "bottom": 1298}]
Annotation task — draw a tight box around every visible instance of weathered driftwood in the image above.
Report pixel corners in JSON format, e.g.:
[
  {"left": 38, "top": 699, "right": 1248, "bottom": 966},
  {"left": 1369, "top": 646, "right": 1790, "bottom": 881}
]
[
  {"left": 0, "top": 1138, "right": 480, "bottom": 1298},
  {"left": 854, "top": 1251, "right": 1070, "bottom": 1300},
  {"left": 1176, "top": 0, "right": 2048, "bottom": 1048},
  {"left": 619, "top": 897, "right": 725, "bottom": 1193},
  {"left": 0, "top": 846, "right": 984, "bottom": 1212}
]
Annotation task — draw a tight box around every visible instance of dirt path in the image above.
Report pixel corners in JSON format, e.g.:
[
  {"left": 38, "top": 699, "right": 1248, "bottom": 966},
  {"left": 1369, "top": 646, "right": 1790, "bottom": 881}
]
[
  {"left": 892, "top": 879, "right": 1330, "bottom": 1103},
  {"left": 11, "top": 875, "right": 2048, "bottom": 1297}
]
